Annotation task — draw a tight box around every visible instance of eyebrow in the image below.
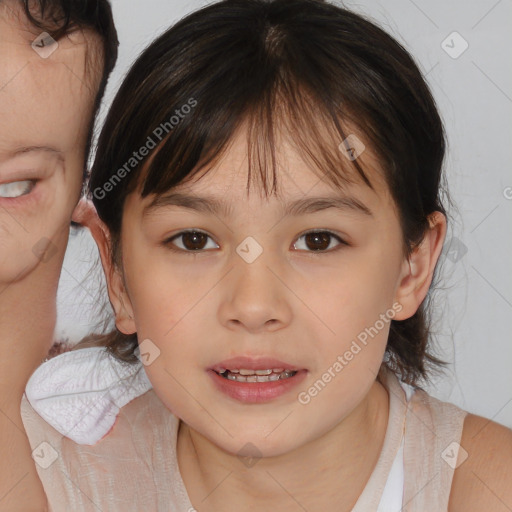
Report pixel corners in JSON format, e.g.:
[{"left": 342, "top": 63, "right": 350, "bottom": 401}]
[
  {"left": 0, "top": 145, "right": 64, "bottom": 162},
  {"left": 143, "top": 192, "right": 373, "bottom": 219},
  {"left": 0, "top": 146, "right": 65, "bottom": 166},
  {"left": 12, "top": 146, "right": 63, "bottom": 157}
]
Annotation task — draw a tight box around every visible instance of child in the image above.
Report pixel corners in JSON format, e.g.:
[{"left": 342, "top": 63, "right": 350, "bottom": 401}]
[
  {"left": 21, "top": 0, "right": 512, "bottom": 510},
  {"left": 0, "top": 1, "right": 117, "bottom": 510}
]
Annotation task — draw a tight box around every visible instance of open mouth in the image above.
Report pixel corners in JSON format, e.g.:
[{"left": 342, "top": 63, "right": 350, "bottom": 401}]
[
  {"left": 215, "top": 368, "right": 298, "bottom": 383},
  {"left": 209, "top": 363, "right": 307, "bottom": 402}
]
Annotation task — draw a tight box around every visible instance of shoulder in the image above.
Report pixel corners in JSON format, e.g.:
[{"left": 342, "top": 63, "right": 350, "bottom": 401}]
[
  {"left": 448, "top": 412, "right": 512, "bottom": 512},
  {"left": 22, "top": 389, "right": 179, "bottom": 509}
]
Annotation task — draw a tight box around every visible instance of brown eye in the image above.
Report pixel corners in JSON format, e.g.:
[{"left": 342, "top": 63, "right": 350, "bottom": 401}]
[
  {"left": 166, "top": 230, "right": 219, "bottom": 252},
  {"left": 294, "top": 230, "right": 345, "bottom": 252},
  {"left": 181, "top": 231, "right": 208, "bottom": 250}
]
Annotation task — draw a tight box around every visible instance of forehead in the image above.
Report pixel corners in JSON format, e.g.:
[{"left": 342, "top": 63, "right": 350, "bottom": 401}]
[
  {"left": 174, "top": 122, "right": 390, "bottom": 207},
  {"left": 134, "top": 131, "right": 399, "bottom": 237},
  {"left": 0, "top": 3, "right": 102, "bottom": 153}
]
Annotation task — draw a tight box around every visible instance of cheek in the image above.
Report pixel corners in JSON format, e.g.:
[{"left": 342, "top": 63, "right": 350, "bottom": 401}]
[
  {"left": 122, "top": 247, "right": 211, "bottom": 363},
  {"left": 303, "top": 243, "right": 401, "bottom": 374},
  {"left": 0, "top": 188, "right": 74, "bottom": 283},
  {"left": 127, "top": 272, "right": 208, "bottom": 416}
]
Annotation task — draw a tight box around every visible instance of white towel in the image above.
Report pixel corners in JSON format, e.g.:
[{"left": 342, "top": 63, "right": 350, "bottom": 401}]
[{"left": 24, "top": 347, "right": 152, "bottom": 445}]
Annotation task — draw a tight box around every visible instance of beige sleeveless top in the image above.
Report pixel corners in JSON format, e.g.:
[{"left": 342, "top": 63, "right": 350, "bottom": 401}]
[{"left": 20, "top": 363, "right": 468, "bottom": 512}]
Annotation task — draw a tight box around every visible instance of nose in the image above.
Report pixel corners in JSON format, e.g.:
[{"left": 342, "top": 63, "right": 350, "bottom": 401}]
[{"left": 218, "top": 248, "right": 293, "bottom": 334}]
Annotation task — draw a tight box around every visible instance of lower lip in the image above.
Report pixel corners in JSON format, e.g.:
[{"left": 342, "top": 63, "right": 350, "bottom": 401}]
[{"left": 208, "top": 369, "right": 308, "bottom": 403}]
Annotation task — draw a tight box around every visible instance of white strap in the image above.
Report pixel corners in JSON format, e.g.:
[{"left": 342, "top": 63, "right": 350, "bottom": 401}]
[{"left": 25, "top": 347, "right": 152, "bottom": 445}]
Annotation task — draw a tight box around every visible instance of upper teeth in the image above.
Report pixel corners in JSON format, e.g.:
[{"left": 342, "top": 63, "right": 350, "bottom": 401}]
[
  {"left": 217, "top": 368, "right": 296, "bottom": 383},
  {"left": 218, "top": 368, "right": 286, "bottom": 375}
]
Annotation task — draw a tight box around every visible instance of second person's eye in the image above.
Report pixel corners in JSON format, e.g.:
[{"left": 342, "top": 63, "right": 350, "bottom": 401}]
[
  {"left": 0, "top": 180, "right": 35, "bottom": 199},
  {"left": 165, "top": 230, "right": 219, "bottom": 252},
  {"left": 293, "top": 230, "right": 346, "bottom": 252}
]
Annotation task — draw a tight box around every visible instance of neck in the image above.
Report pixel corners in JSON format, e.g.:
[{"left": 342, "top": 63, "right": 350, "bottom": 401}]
[{"left": 177, "top": 378, "right": 389, "bottom": 512}]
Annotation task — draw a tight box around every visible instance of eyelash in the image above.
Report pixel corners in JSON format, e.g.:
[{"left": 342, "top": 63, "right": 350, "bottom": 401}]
[{"left": 163, "top": 229, "right": 348, "bottom": 254}]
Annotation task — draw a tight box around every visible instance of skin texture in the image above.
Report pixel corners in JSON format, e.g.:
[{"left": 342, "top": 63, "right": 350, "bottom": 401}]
[
  {"left": 448, "top": 415, "right": 512, "bottom": 511},
  {"left": 92, "top": 124, "right": 449, "bottom": 511},
  {"left": 0, "top": 2, "right": 102, "bottom": 510}
]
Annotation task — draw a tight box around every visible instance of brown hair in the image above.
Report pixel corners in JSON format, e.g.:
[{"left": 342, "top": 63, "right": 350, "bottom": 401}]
[{"left": 87, "top": 0, "right": 450, "bottom": 386}]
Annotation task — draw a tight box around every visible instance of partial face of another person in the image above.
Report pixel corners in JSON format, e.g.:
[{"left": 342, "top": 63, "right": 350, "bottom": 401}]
[{"left": 0, "top": 2, "right": 102, "bottom": 284}]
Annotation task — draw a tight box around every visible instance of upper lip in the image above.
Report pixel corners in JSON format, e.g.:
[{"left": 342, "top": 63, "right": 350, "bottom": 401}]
[{"left": 210, "top": 356, "right": 303, "bottom": 373}]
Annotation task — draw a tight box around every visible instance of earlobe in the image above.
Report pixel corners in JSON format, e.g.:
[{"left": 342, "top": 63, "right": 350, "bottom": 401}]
[
  {"left": 75, "top": 199, "right": 137, "bottom": 335},
  {"left": 393, "top": 211, "right": 447, "bottom": 321}
]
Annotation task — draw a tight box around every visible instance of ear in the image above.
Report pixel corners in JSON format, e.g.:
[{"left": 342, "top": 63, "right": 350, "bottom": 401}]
[
  {"left": 393, "top": 211, "right": 447, "bottom": 321},
  {"left": 72, "top": 199, "right": 136, "bottom": 335}
]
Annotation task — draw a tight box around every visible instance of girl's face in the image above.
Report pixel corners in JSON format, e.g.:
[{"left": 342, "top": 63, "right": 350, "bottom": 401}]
[{"left": 109, "top": 127, "right": 436, "bottom": 457}]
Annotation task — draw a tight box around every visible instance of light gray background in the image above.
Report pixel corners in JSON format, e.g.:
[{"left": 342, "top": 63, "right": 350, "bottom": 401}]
[{"left": 56, "top": 0, "right": 512, "bottom": 426}]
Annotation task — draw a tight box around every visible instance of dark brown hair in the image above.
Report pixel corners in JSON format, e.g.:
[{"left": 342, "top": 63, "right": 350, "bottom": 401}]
[{"left": 87, "top": 0, "right": 450, "bottom": 386}]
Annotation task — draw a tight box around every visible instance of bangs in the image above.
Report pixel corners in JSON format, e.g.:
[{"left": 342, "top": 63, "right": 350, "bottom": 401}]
[
  {"left": 91, "top": 0, "right": 438, "bottom": 250},
  {"left": 129, "top": 8, "right": 382, "bottom": 202},
  {"left": 137, "top": 80, "right": 375, "bottom": 203}
]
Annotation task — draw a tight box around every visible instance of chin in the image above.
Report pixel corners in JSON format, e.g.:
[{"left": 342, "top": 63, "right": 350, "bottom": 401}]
[{"left": 202, "top": 427, "right": 302, "bottom": 460}]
